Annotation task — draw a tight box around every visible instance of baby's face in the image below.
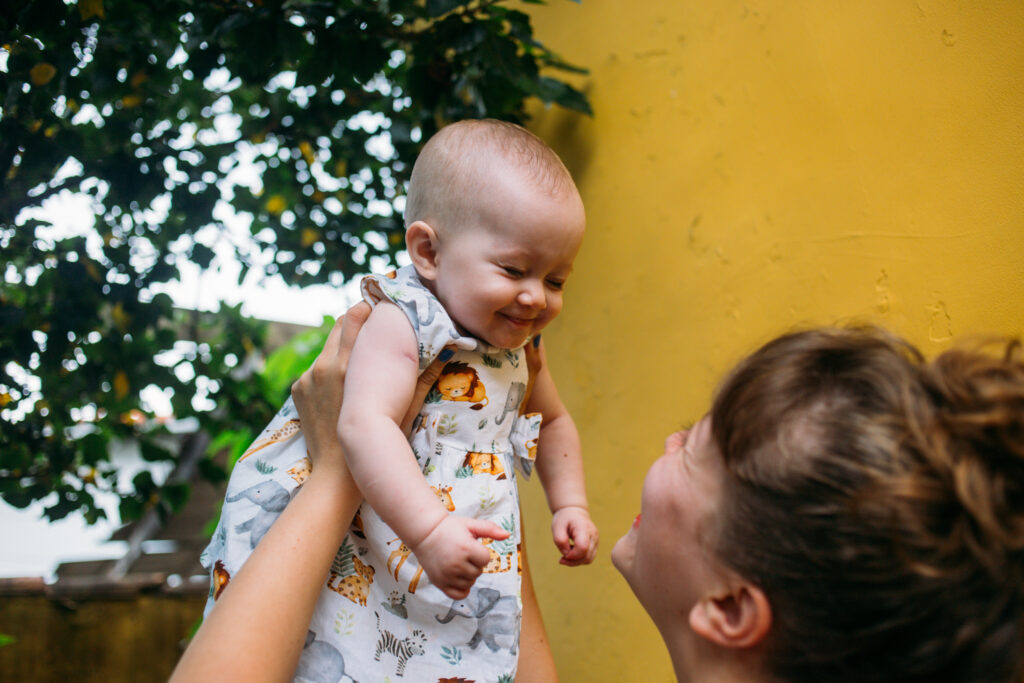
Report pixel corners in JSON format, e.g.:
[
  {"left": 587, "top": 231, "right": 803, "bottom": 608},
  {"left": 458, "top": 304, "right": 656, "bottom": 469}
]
[{"left": 431, "top": 171, "right": 585, "bottom": 349}]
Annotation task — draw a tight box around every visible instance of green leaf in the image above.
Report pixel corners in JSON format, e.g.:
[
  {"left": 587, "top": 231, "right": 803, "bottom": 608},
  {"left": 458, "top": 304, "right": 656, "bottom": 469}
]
[
  {"left": 79, "top": 432, "right": 109, "bottom": 465},
  {"left": 119, "top": 496, "right": 144, "bottom": 522},
  {"left": 132, "top": 471, "right": 157, "bottom": 495},
  {"left": 426, "top": 0, "right": 470, "bottom": 18},
  {"left": 161, "top": 482, "right": 191, "bottom": 512},
  {"left": 531, "top": 76, "right": 593, "bottom": 115},
  {"left": 1, "top": 0, "right": 592, "bottom": 526},
  {"left": 198, "top": 457, "right": 228, "bottom": 485},
  {"left": 140, "top": 439, "right": 174, "bottom": 463},
  {"left": 261, "top": 323, "right": 331, "bottom": 400}
]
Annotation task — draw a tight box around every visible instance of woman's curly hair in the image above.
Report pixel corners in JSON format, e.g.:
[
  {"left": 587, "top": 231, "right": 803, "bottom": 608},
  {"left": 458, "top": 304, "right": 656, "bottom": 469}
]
[{"left": 710, "top": 327, "right": 1024, "bottom": 682}]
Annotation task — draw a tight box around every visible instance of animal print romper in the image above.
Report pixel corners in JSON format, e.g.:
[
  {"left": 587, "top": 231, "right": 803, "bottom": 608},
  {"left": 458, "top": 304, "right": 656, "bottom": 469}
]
[{"left": 202, "top": 265, "right": 541, "bottom": 683}]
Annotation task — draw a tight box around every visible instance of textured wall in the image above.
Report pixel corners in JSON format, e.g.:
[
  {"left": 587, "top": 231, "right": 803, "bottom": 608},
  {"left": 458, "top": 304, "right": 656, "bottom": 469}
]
[{"left": 517, "top": 1, "right": 1024, "bottom": 679}]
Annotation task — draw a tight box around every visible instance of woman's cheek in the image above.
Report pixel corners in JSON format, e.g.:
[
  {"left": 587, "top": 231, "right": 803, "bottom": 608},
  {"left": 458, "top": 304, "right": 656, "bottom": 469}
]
[{"left": 639, "top": 459, "right": 667, "bottom": 511}]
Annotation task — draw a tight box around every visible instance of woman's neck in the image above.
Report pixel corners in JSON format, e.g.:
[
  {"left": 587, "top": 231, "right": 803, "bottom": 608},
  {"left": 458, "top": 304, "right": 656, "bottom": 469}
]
[{"left": 661, "top": 619, "right": 765, "bottom": 683}]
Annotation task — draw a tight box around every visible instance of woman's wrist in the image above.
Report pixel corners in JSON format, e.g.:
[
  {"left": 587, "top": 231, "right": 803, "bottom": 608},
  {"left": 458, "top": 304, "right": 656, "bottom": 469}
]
[{"left": 301, "top": 450, "right": 361, "bottom": 516}]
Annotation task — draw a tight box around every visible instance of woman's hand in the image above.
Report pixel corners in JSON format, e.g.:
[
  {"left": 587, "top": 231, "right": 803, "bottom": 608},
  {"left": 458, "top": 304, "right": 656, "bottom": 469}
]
[
  {"left": 291, "top": 301, "right": 448, "bottom": 484},
  {"left": 290, "top": 302, "right": 370, "bottom": 483}
]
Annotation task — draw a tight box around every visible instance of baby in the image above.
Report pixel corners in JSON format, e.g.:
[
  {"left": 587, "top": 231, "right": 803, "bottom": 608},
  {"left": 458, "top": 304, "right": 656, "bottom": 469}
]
[{"left": 204, "top": 119, "right": 596, "bottom": 681}]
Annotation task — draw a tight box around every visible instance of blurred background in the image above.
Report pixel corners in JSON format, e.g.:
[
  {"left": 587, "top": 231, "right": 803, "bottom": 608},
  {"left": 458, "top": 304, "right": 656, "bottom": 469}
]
[{"left": 2, "top": 1, "right": 1023, "bottom": 680}]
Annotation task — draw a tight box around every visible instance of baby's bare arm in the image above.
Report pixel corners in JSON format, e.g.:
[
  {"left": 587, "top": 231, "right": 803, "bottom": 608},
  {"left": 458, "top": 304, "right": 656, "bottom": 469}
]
[
  {"left": 337, "top": 303, "right": 448, "bottom": 548},
  {"left": 527, "top": 340, "right": 589, "bottom": 512},
  {"left": 338, "top": 304, "right": 508, "bottom": 597},
  {"left": 526, "top": 339, "right": 598, "bottom": 565}
]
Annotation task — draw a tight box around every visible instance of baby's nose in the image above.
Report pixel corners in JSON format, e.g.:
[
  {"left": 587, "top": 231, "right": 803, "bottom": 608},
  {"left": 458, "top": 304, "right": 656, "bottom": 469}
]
[{"left": 517, "top": 280, "right": 546, "bottom": 309}]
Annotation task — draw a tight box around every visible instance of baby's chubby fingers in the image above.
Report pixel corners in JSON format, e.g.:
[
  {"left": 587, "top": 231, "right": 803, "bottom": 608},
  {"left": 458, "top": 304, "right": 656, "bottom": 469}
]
[
  {"left": 560, "top": 524, "right": 598, "bottom": 566},
  {"left": 557, "top": 532, "right": 587, "bottom": 565},
  {"left": 551, "top": 521, "right": 573, "bottom": 557},
  {"left": 437, "top": 567, "right": 481, "bottom": 600},
  {"left": 468, "top": 518, "right": 510, "bottom": 542},
  {"left": 465, "top": 518, "right": 510, "bottom": 567},
  {"left": 441, "top": 584, "right": 472, "bottom": 600},
  {"left": 551, "top": 506, "right": 599, "bottom": 566},
  {"left": 417, "top": 516, "right": 508, "bottom": 599}
]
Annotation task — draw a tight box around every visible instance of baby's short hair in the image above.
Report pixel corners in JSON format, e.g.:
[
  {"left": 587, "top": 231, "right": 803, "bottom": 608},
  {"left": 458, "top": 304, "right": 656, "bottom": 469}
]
[{"left": 404, "top": 119, "right": 577, "bottom": 229}]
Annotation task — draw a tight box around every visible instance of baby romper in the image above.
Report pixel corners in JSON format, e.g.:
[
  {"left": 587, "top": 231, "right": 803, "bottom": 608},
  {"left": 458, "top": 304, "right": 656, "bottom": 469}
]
[{"left": 202, "top": 264, "right": 541, "bottom": 683}]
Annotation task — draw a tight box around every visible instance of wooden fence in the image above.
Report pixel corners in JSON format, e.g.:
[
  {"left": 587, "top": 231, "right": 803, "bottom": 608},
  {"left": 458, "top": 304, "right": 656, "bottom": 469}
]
[{"left": 0, "top": 583, "right": 205, "bottom": 682}]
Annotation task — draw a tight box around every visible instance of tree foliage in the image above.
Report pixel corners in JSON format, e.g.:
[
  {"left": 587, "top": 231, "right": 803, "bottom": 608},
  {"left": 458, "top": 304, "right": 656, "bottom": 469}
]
[{"left": 0, "top": 0, "right": 589, "bottom": 524}]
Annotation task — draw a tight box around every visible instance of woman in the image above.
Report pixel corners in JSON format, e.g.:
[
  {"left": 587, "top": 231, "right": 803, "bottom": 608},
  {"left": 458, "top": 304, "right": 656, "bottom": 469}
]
[
  {"left": 614, "top": 328, "right": 1024, "bottom": 681},
  {"left": 174, "top": 310, "right": 1024, "bottom": 681}
]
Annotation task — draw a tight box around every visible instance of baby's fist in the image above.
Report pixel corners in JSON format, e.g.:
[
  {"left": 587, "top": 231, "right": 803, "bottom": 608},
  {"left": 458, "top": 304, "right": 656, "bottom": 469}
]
[{"left": 551, "top": 505, "right": 598, "bottom": 566}]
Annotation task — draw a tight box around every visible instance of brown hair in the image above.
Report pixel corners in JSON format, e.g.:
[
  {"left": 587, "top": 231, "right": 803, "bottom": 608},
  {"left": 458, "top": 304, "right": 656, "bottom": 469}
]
[
  {"left": 710, "top": 327, "right": 1024, "bottom": 682},
  {"left": 403, "top": 118, "right": 578, "bottom": 230}
]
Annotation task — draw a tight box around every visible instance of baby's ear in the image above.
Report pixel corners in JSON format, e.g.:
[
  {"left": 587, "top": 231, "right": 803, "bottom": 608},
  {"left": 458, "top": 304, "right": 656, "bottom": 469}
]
[{"left": 406, "top": 221, "right": 439, "bottom": 279}]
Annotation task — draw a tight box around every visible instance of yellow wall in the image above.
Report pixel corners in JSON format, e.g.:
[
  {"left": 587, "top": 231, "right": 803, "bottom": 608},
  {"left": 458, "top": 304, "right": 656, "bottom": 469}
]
[{"left": 518, "top": 1, "right": 1024, "bottom": 679}]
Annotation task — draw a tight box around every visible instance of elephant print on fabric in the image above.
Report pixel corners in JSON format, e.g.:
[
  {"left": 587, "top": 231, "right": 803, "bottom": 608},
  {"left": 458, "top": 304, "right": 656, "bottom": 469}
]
[
  {"left": 295, "top": 630, "right": 349, "bottom": 683},
  {"left": 494, "top": 381, "right": 526, "bottom": 425},
  {"left": 435, "top": 361, "right": 488, "bottom": 410},
  {"left": 362, "top": 272, "right": 449, "bottom": 341},
  {"left": 435, "top": 586, "right": 521, "bottom": 655},
  {"left": 227, "top": 481, "right": 291, "bottom": 549}
]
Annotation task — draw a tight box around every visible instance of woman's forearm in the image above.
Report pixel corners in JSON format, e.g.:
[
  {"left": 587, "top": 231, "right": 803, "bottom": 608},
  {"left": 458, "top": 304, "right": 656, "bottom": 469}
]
[
  {"left": 515, "top": 517, "right": 560, "bottom": 682},
  {"left": 171, "top": 462, "right": 359, "bottom": 683}
]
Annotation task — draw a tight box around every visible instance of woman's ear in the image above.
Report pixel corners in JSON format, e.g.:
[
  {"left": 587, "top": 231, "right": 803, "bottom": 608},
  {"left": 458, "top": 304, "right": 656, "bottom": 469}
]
[
  {"left": 406, "top": 221, "right": 440, "bottom": 280},
  {"left": 689, "top": 582, "right": 772, "bottom": 649}
]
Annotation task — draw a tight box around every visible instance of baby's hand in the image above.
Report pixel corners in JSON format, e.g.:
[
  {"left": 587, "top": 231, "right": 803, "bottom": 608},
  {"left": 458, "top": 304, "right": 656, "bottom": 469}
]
[
  {"left": 413, "top": 515, "right": 510, "bottom": 599},
  {"left": 551, "top": 505, "right": 599, "bottom": 566}
]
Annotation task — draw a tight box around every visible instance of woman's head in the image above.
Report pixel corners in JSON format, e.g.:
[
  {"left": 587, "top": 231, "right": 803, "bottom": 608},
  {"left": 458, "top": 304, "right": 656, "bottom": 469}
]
[
  {"left": 611, "top": 420, "right": 733, "bottom": 631},
  {"left": 708, "top": 327, "right": 1024, "bottom": 681}
]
